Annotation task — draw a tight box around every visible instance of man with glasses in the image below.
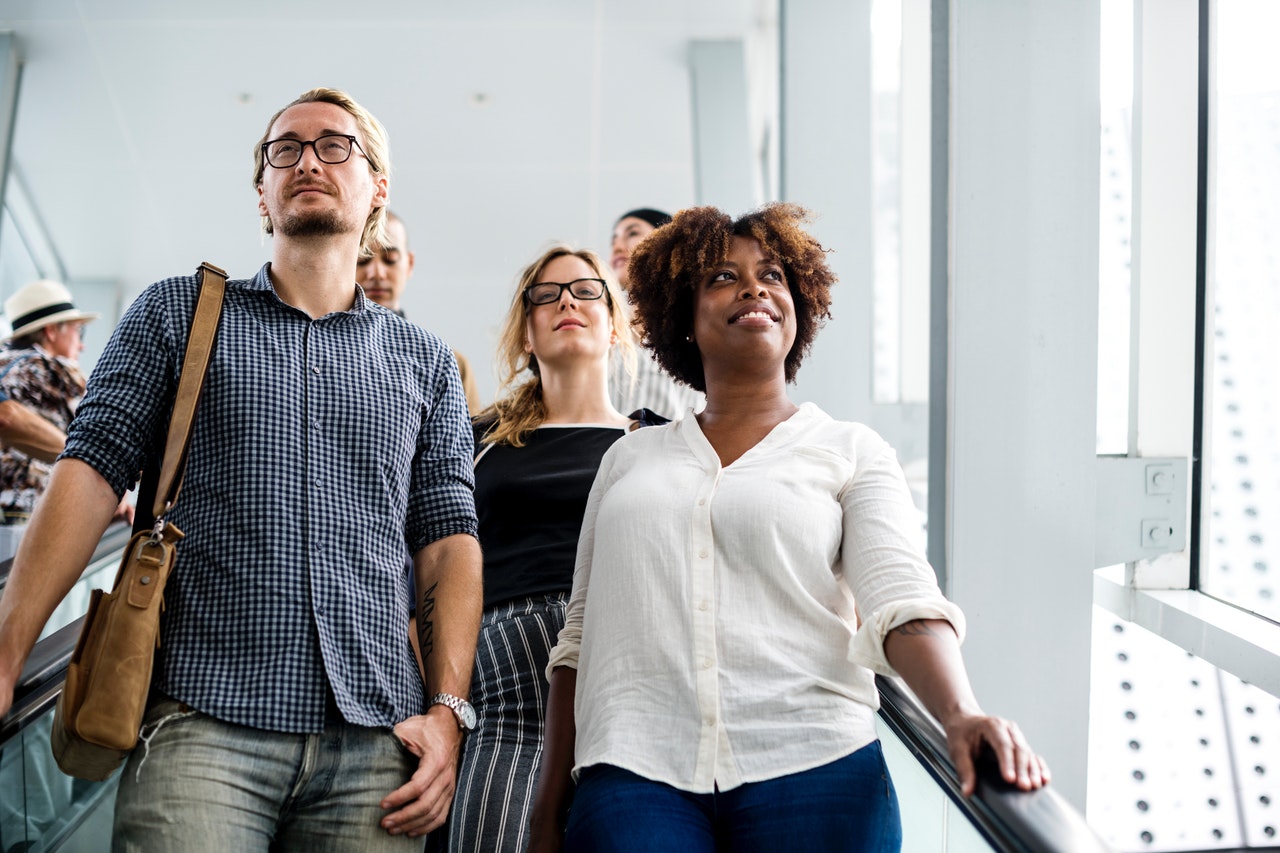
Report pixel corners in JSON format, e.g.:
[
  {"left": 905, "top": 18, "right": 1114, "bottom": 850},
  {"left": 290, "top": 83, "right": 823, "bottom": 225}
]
[
  {"left": 356, "top": 210, "right": 482, "bottom": 414},
  {"left": 0, "top": 88, "right": 482, "bottom": 850}
]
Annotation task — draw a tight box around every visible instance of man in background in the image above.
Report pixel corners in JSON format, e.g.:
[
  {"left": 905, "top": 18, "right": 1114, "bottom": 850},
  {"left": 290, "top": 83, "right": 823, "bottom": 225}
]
[{"left": 358, "top": 210, "right": 482, "bottom": 415}]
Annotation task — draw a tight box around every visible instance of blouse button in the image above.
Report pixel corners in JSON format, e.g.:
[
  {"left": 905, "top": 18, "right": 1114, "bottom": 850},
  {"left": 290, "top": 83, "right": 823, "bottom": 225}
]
[{"left": 698, "top": 549, "right": 708, "bottom": 559}]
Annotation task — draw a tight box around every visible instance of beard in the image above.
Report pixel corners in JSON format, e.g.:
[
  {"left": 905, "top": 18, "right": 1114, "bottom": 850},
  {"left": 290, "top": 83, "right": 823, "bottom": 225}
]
[{"left": 274, "top": 207, "right": 354, "bottom": 239}]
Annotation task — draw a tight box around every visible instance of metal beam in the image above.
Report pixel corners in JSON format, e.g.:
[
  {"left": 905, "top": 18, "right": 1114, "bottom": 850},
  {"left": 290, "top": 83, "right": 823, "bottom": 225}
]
[
  {"left": 689, "top": 39, "right": 755, "bottom": 215},
  {"left": 0, "top": 32, "right": 24, "bottom": 235}
]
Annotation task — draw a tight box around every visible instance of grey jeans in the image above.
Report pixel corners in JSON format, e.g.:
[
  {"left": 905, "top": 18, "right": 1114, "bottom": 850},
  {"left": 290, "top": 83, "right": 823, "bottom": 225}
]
[{"left": 112, "top": 695, "right": 423, "bottom": 852}]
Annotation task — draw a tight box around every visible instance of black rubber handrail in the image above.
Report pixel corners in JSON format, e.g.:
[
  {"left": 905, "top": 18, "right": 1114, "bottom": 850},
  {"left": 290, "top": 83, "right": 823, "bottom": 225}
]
[
  {"left": 876, "top": 674, "right": 1111, "bottom": 853},
  {"left": 1, "top": 526, "right": 1108, "bottom": 853}
]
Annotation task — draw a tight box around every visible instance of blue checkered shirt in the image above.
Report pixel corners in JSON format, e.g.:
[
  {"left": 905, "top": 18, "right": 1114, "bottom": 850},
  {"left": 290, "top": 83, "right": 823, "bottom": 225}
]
[{"left": 63, "top": 263, "right": 477, "bottom": 733}]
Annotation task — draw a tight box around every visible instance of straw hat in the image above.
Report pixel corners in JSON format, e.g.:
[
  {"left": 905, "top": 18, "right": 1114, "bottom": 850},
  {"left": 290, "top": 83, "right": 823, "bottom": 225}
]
[{"left": 4, "top": 279, "right": 99, "bottom": 340}]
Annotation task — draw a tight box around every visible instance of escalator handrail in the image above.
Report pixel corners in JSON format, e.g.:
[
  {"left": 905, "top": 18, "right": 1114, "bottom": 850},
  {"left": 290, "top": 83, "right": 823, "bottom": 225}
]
[
  {"left": 0, "top": 617, "right": 84, "bottom": 743},
  {"left": 0, "top": 522, "right": 134, "bottom": 743},
  {"left": 876, "top": 674, "right": 1111, "bottom": 853},
  {"left": 3, "top": 526, "right": 1107, "bottom": 853}
]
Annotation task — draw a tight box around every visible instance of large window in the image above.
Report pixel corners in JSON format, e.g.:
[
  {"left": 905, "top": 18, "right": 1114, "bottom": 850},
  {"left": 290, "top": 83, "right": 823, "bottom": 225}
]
[
  {"left": 1201, "top": 0, "right": 1280, "bottom": 623},
  {"left": 870, "top": 0, "right": 930, "bottom": 408},
  {"left": 1091, "top": 3, "right": 1280, "bottom": 843},
  {"left": 1097, "top": 0, "right": 1133, "bottom": 456}
]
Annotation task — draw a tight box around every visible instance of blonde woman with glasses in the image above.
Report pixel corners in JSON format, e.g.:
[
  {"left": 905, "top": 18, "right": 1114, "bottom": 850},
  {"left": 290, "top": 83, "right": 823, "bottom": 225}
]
[{"left": 438, "top": 245, "right": 665, "bottom": 853}]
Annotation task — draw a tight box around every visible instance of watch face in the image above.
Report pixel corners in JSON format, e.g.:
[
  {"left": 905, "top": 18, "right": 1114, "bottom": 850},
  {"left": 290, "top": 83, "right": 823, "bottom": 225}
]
[{"left": 459, "top": 702, "right": 477, "bottom": 731}]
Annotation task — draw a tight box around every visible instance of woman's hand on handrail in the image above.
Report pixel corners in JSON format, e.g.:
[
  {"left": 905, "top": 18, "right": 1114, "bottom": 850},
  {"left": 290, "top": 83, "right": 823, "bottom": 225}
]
[{"left": 882, "top": 618, "right": 1050, "bottom": 797}]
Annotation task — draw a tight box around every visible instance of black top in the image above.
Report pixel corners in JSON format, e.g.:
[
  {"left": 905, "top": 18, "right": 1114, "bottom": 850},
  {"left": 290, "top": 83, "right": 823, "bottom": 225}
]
[{"left": 474, "top": 410, "right": 665, "bottom": 610}]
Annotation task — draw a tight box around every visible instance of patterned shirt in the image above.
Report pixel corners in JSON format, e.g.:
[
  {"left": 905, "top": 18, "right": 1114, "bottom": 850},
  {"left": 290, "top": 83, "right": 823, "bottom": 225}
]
[
  {"left": 0, "top": 344, "right": 85, "bottom": 513},
  {"left": 63, "top": 263, "right": 478, "bottom": 733}
]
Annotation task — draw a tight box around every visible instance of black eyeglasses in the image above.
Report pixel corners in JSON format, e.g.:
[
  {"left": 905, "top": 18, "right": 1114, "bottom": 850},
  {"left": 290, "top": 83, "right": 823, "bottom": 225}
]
[
  {"left": 261, "top": 134, "right": 366, "bottom": 169},
  {"left": 523, "top": 278, "right": 609, "bottom": 306}
]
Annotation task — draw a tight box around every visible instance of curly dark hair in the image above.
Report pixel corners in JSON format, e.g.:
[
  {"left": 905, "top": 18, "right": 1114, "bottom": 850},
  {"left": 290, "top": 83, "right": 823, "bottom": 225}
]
[{"left": 626, "top": 202, "right": 835, "bottom": 392}]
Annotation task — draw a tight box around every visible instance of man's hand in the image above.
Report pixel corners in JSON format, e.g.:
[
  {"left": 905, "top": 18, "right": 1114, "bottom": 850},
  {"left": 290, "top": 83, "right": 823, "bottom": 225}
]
[
  {"left": 380, "top": 705, "right": 464, "bottom": 837},
  {"left": 113, "top": 495, "right": 135, "bottom": 526}
]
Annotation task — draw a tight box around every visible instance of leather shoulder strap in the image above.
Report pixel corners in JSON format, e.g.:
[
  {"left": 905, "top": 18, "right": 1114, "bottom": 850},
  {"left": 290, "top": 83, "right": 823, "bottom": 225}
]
[{"left": 151, "top": 262, "right": 226, "bottom": 520}]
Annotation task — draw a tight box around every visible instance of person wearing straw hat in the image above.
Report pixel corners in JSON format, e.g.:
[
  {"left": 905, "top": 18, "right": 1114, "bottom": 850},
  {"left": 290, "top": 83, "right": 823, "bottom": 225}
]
[
  {"left": 0, "top": 280, "right": 94, "bottom": 466},
  {"left": 0, "top": 279, "right": 98, "bottom": 524}
]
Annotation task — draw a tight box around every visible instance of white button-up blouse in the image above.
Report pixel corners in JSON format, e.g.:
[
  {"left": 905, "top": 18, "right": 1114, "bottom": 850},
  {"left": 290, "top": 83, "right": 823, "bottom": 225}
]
[{"left": 547, "top": 402, "right": 964, "bottom": 793}]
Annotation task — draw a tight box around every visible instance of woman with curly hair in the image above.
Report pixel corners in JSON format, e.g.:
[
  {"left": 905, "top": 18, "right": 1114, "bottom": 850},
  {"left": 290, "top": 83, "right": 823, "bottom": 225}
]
[
  {"left": 441, "top": 245, "right": 665, "bottom": 853},
  {"left": 528, "top": 204, "right": 1048, "bottom": 852}
]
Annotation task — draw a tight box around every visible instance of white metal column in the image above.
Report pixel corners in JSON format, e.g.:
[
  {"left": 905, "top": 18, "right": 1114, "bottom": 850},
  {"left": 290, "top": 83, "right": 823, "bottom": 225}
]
[
  {"left": 945, "top": 0, "right": 1101, "bottom": 808},
  {"left": 690, "top": 39, "right": 756, "bottom": 215},
  {"left": 779, "top": 0, "right": 929, "bottom": 463}
]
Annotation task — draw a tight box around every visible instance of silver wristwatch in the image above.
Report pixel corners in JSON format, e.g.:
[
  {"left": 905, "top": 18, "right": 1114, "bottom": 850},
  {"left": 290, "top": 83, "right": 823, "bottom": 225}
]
[{"left": 430, "top": 692, "right": 477, "bottom": 732}]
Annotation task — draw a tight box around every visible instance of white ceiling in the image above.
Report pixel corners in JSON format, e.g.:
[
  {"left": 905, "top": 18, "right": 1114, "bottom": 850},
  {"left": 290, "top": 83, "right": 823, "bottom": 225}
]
[{"left": 0, "top": 0, "right": 770, "bottom": 399}]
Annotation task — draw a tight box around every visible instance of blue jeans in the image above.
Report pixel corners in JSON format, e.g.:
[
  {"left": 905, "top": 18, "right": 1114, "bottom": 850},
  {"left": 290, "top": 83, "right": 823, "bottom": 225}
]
[
  {"left": 563, "top": 742, "right": 902, "bottom": 853},
  {"left": 112, "top": 695, "right": 422, "bottom": 852}
]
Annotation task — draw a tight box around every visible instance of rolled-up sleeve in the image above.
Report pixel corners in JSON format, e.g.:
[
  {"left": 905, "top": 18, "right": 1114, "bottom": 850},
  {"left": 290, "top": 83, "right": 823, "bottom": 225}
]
[
  {"left": 406, "top": 343, "right": 477, "bottom": 553},
  {"left": 62, "top": 278, "right": 190, "bottom": 498},
  {"left": 840, "top": 445, "right": 966, "bottom": 676}
]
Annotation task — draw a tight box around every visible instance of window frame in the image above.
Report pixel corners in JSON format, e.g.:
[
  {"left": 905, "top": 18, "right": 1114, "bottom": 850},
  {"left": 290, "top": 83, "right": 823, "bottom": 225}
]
[{"left": 1093, "top": 0, "right": 1280, "bottom": 698}]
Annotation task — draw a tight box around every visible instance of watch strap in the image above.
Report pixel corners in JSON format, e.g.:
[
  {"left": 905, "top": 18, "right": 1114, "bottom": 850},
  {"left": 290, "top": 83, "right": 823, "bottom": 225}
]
[{"left": 430, "top": 692, "right": 476, "bottom": 731}]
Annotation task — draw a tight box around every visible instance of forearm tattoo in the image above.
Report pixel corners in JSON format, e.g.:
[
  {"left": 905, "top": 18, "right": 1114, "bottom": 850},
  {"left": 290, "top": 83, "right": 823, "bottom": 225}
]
[
  {"left": 892, "top": 620, "right": 944, "bottom": 640},
  {"left": 419, "top": 582, "right": 438, "bottom": 657}
]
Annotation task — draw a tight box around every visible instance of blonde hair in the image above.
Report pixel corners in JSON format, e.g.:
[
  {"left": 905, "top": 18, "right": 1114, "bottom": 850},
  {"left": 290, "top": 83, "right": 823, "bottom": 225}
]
[
  {"left": 252, "top": 87, "right": 390, "bottom": 256},
  {"left": 480, "top": 245, "right": 635, "bottom": 447}
]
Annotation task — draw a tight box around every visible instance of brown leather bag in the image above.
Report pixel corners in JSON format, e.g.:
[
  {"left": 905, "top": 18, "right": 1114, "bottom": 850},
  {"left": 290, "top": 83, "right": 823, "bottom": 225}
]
[{"left": 50, "top": 262, "right": 226, "bottom": 781}]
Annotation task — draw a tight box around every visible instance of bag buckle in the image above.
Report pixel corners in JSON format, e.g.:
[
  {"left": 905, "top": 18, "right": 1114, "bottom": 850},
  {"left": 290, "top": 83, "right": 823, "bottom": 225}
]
[{"left": 148, "top": 501, "right": 173, "bottom": 544}]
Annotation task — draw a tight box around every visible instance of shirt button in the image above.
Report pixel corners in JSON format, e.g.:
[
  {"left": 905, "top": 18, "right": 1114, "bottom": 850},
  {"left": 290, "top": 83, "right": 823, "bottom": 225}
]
[
  {"left": 316, "top": 605, "right": 326, "bottom": 616},
  {"left": 698, "top": 498, "right": 706, "bottom": 506},
  {"left": 314, "top": 478, "right": 323, "bottom": 487},
  {"left": 313, "top": 420, "right": 322, "bottom": 430},
  {"left": 312, "top": 366, "right": 321, "bottom": 374},
  {"left": 314, "top": 542, "right": 323, "bottom": 551},
  {"left": 698, "top": 549, "right": 708, "bottom": 559},
  {"left": 698, "top": 600, "right": 709, "bottom": 611},
  {"left": 702, "top": 658, "right": 713, "bottom": 670}
]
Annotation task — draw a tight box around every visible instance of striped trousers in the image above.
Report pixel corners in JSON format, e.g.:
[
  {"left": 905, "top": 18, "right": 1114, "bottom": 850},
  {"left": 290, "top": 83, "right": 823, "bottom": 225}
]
[{"left": 444, "top": 593, "right": 567, "bottom": 853}]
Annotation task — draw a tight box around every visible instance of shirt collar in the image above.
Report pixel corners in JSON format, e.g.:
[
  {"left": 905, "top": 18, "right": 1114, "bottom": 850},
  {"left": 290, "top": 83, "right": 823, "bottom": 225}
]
[{"left": 252, "top": 263, "right": 371, "bottom": 317}]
